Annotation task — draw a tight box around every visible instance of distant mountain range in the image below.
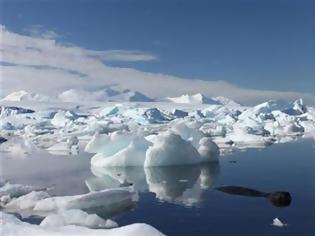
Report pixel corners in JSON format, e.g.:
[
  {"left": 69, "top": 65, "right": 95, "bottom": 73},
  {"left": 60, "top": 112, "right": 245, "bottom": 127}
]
[
  {"left": 1, "top": 90, "right": 240, "bottom": 106},
  {"left": 165, "top": 93, "right": 241, "bottom": 106},
  {"left": 58, "top": 88, "right": 154, "bottom": 102},
  {"left": 1, "top": 90, "right": 52, "bottom": 102}
]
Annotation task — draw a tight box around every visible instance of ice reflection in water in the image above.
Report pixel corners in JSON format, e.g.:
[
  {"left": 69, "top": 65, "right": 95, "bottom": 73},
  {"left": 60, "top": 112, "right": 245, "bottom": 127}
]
[{"left": 89, "top": 164, "right": 220, "bottom": 207}]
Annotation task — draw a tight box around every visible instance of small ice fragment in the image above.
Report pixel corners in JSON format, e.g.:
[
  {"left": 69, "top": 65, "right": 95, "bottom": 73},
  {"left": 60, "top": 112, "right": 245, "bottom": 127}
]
[
  {"left": 272, "top": 218, "right": 287, "bottom": 227},
  {"left": 179, "top": 179, "right": 188, "bottom": 182}
]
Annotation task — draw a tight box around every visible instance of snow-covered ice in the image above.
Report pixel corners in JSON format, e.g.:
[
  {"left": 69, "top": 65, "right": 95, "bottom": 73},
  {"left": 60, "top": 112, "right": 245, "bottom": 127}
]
[
  {"left": 40, "top": 209, "right": 118, "bottom": 229},
  {"left": 0, "top": 212, "right": 165, "bottom": 236},
  {"left": 0, "top": 94, "right": 314, "bottom": 166}
]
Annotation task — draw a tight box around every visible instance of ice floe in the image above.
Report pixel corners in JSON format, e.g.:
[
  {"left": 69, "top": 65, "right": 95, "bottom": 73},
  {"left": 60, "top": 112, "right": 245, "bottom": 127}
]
[
  {"left": 0, "top": 96, "right": 314, "bottom": 163},
  {"left": 272, "top": 217, "right": 287, "bottom": 227},
  {"left": 0, "top": 212, "right": 165, "bottom": 236},
  {"left": 40, "top": 209, "right": 118, "bottom": 229}
]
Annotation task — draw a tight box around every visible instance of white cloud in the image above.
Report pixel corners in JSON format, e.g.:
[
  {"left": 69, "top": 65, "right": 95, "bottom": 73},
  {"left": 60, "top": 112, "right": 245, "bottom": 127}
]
[
  {"left": 0, "top": 24, "right": 314, "bottom": 105},
  {"left": 24, "top": 24, "right": 61, "bottom": 40},
  {"left": 87, "top": 50, "right": 158, "bottom": 62}
]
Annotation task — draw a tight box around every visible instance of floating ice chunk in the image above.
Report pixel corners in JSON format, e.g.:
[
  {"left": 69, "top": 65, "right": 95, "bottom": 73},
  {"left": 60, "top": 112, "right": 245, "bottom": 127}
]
[
  {"left": 99, "top": 105, "right": 122, "bottom": 117},
  {"left": 85, "top": 176, "right": 122, "bottom": 192},
  {"left": 40, "top": 209, "right": 118, "bottom": 229},
  {"left": 85, "top": 133, "right": 110, "bottom": 153},
  {"left": 239, "top": 100, "right": 288, "bottom": 120},
  {"left": 91, "top": 136, "right": 151, "bottom": 167},
  {"left": 85, "top": 132, "right": 134, "bottom": 155},
  {"left": 199, "top": 123, "right": 227, "bottom": 137},
  {"left": 0, "top": 105, "right": 34, "bottom": 118},
  {"left": 143, "top": 108, "right": 170, "bottom": 124},
  {"left": 227, "top": 127, "right": 274, "bottom": 148},
  {"left": 197, "top": 137, "right": 219, "bottom": 163},
  {"left": 171, "top": 109, "right": 188, "bottom": 118},
  {"left": 33, "top": 188, "right": 136, "bottom": 214},
  {"left": 0, "top": 182, "right": 47, "bottom": 199},
  {"left": 51, "top": 110, "right": 78, "bottom": 127},
  {"left": 145, "top": 131, "right": 200, "bottom": 167},
  {"left": 0, "top": 121, "right": 15, "bottom": 130},
  {"left": 46, "top": 141, "right": 78, "bottom": 156},
  {"left": 171, "top": 121, "right": 204, "bottom": 148},
  {"left": 188, "top": 110, "right": 205, "bottom": 119},
  {"left": 1, "top": 212, "right": 165, "bottom": 236},
  {"left": 300, "top": 120, "right": 315, "bottom": 134},
  {"left": 272, "top": 218, "right": 287, "bottom": 227},
  {"left": 4, "top": 191, "right": 50, "bottom": 211},
  {"left": 283, "top": 98, "right": 307, "bottom": 115}
]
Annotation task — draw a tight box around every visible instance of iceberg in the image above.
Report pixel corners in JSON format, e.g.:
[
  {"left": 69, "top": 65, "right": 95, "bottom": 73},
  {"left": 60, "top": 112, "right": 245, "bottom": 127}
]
[
  {"left": 91, "top": 136, "right": 151, "bottom": 167},
  {"left": 145, "top": 131, "right": 200, "bottom": 167}
]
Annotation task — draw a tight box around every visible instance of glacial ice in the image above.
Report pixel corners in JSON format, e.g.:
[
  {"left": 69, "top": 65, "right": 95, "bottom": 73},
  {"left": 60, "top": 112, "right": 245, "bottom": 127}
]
[
  {"left": 0, "top": 96, "right": 314, "bottom": 166},
  {"left": 91, "top": 135, "right": 151, "bottom": 167},
  {"left": 33, "top": 188, "right": 137, "bottom": 213},
  {"left": 145, "top": 131, "right": 201, "bottom": 167},
  {"left": 0, "top": 182, "right": 48, "bottom": 200}
]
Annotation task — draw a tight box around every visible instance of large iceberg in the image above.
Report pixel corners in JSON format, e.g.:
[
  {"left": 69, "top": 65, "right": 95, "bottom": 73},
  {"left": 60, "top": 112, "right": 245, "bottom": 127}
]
[
  {"left": 88, "top": 128, "right": 219, "bottom": 168},
  {"left": 145, "top": 131, "right": 201, "bottom": 167}
]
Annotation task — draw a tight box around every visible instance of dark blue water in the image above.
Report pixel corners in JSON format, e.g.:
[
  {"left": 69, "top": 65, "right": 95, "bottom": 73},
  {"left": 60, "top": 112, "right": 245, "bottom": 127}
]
[
  {"left": 1, "top": 138, "right": 315, "bottom": 235},
  {"left": 116, "top": 139, "right": 315, "bottom": 236}
]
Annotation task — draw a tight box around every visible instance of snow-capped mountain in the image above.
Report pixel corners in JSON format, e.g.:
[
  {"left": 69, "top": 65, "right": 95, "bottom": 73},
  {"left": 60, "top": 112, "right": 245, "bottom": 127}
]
[
  {"left": 211, "top": 96, "right": 242, "bottom": 107},
  {"left": 166, "top": 93, "right": 231, "bottom": 105},
  {"left": 1, "top": 90, "right": 52, "bottom": 102},
  {"left": 58, "top": 88, "right": 154, "bottom": 103}
]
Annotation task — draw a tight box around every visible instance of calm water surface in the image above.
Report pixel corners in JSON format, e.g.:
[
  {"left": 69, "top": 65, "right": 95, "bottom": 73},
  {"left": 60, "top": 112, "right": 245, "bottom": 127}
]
[{"left": 1, "top": 138, "right": 315, "bottom": 236}]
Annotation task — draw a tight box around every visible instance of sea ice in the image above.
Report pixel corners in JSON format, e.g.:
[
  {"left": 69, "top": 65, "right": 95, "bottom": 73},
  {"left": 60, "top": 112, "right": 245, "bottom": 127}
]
[
  {"left": 33, "top": 188, "right": 137, "bottom": 214},
  {"left": 40, "top": 209, "right": 118, "bottom": 229},
  {"left": 0, "top": 212, "right": 165, "bottom": 236}
]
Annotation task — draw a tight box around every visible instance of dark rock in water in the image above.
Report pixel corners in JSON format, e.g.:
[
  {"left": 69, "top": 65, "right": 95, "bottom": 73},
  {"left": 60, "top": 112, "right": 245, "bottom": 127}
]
[
  {"left": 216, "top": 186, "right": 266, "bottom": 197},
  {"left": 268, "top": 191, "right": 292, "bottom": 207},
  {"left": 216, "top": 186, "right": 291, "bottom": 207},
  {"left": 0, "top": 137, "right": 7, "bottom": 144}
]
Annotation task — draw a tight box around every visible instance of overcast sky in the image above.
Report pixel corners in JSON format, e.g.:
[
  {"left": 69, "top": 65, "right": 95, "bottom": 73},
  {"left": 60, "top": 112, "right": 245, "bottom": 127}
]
[{"left": 0, "top": 0, "right": 314, "bottom": 104}]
